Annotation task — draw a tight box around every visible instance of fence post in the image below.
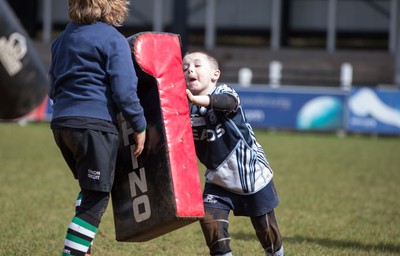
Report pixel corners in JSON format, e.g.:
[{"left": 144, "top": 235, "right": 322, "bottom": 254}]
[
  {"left": 269, "top": 61, "right": 282, "bottom": 88},
  {"left": 238, "top": 67, "right": 253, "bottom": 87},
  {"left": 340, "top": 62, "right": 353, "bottom": 91}
]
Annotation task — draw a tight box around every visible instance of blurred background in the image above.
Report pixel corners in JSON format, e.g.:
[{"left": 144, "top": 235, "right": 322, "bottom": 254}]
[
  {"left": 8, "top": 0, "right": 400, "bottom": 87},
  {"left": 5, "top": 0, "right": 400, "bottom": 135},
  {"left": 2, "top": 2, "right": 399, "bottom": 255}
]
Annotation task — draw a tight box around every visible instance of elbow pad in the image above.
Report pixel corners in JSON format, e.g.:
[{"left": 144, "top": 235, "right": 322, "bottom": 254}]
[{"left": 209, "top": 94, "right": 238, "bottom": 113}]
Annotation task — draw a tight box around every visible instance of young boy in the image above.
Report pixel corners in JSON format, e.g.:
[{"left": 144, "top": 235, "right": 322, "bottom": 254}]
[
  {"left": 49, "top": 1, "right": 146, "bottom": 255},
  {"left": 183, "top": 50, "right": 284, "bottom": 256}
]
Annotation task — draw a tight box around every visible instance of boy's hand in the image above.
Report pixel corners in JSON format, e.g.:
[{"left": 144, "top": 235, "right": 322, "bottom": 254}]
[
  {"left": 132, "top": 130, "right": 146, "bottom": 158},
  {"left": 186, "top": 89, "right": 194, "bottom": 103},
  {"left": 186, "top": 89, "right": 210, "bottom": 107}
]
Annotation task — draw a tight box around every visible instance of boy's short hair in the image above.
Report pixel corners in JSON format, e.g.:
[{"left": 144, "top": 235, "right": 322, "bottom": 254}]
[
  {"left": 184, "top": 50, "right": 219, "bottom": 70},
  {"left": 68, "top": 0, "right": 130, "bottom": 27}
]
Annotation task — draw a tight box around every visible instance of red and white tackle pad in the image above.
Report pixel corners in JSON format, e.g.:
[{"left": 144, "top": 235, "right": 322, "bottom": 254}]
[{"left": 111, "top": 32, "right": 204, "bottom": 242}]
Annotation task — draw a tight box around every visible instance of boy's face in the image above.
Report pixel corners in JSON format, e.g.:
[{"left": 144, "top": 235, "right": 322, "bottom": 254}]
[{"left": 182, "top": 52, "right": 220, "bottom": 95}]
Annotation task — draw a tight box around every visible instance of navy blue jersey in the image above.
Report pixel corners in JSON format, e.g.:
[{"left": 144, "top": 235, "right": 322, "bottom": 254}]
[
  {"left": 190, "top": 84, "right": 273, "bottom": 194},
  {"left": 49, "top": 22, "right": 146, "bottom": 133}
]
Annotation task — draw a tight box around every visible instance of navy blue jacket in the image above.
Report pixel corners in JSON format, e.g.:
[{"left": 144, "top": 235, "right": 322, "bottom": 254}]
[{"left": 49, "top": 22, "right": 146, "bottom": 133}]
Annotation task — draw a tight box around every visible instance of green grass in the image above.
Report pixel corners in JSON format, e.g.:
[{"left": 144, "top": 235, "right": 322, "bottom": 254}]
[{"left": 1, "top": 123, "right": 399, "bottom": 256}]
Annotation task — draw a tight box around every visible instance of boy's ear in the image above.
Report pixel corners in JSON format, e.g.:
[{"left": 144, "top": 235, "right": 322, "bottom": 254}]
[{"left": 211, "top": 69, "right": 221, "bottom": 82}]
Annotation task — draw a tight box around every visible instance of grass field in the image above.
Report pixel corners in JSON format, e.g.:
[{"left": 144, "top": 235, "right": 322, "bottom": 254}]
[{"left": 0, "top": 122, "right": 399, "bottom": 256}]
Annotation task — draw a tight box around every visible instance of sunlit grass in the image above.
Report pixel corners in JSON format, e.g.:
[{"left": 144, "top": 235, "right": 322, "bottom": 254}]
[{"left": 1, "top": 123, "right": 399, "bottom": 255}]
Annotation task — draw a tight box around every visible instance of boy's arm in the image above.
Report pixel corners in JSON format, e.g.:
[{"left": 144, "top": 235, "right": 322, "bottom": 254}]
[
  {"left": 209, "top": 94, "right": 238, "bottom": 112},
  {"left": 186, "top": 89, "right": 238, "bottom": 113}
]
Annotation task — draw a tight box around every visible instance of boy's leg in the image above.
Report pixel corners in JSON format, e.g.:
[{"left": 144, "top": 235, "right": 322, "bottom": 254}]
[
  {"left": 200, "top": 207, "right": 232, "bottom": 256},
  {"left": 62, "top": 190, "right": 109, "bottom": 256},
  {"left": 250, "top": 210, "right": 284, "bottom": 256},
  {"left": 54, "top": 128, "right": 118, "bottom": 255},
  {"left": 75, "top": 192, "right": 92, "bottom": 256},
  {"left": 74, "top": 192, "right": 91, "bottom": 255}
]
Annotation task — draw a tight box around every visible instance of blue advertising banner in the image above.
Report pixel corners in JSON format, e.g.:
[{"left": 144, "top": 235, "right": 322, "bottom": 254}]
[
  {"left": 347, "top": 87, "right": 400, "bottom": 135},
  {"left": 233, "top": 85, "right": 347, "bottom": 131},
  {"left": 15, "top": 84, "right": 400, "bottom": 136}
]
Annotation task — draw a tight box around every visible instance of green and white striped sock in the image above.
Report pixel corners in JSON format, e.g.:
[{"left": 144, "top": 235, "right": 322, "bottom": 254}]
[{"left": 62, "top": 213, "right": 98, "bottom": 256}]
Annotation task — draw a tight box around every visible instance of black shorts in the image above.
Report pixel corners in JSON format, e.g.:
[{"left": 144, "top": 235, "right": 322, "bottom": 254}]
[
  {"left": 203, "top": 180, "right": 279, "bottom": 217},
  {"left": 53, "top": 128, "right": 119, "bottom": 192}
]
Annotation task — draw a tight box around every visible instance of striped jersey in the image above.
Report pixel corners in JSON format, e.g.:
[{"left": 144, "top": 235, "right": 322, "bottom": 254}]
[{"left": 190, "top": 84, "right": 273, "bottom": 194}]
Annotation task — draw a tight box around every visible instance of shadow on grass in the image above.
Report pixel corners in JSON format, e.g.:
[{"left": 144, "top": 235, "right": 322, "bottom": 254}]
[
  {"left": 286, "top": 235, "right": 400, "bottom": 254},
  {"left": 232, "top": 232, "right": 400, "bottom": 254}
]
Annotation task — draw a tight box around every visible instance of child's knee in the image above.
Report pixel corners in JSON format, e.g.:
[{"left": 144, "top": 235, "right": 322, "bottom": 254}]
[
  {"left": 251, "top": 211, "right": 283, "bottom": 253},
  {"left": 200, "top": 208, "right": 231, "bottom": 255}
]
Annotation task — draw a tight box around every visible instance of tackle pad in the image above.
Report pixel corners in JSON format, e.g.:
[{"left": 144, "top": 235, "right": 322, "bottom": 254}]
[
  {"left": 0, "top": 0, "right": 49, "bottom": 119},
  {"left": 111, "top": 32, "right": 204, "bottom": 242}
]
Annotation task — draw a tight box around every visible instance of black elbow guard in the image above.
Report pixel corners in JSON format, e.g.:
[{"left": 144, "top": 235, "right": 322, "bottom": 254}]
[{"left": 209, "top": 94, "right": 238, "bottom": 112}]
